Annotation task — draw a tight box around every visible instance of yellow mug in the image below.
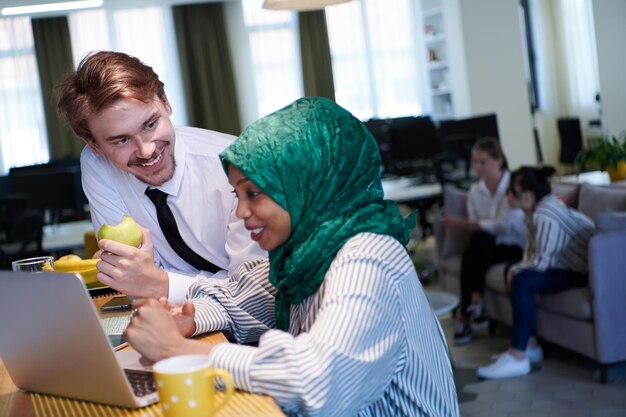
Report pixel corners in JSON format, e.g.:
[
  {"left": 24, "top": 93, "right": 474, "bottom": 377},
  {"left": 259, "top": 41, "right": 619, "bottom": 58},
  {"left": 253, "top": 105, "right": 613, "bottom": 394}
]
[{"left": 153, "top": 355, "right": 234, "bottom": 417}]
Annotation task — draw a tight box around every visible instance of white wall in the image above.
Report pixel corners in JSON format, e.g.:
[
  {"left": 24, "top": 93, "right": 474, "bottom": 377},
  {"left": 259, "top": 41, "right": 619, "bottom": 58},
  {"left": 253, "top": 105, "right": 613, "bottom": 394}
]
[
  {"left": 593, "top": 0, "right": 626, "bottom": 138},
  {"left": 446, "top": 0, "right": 536, "bottom": 169}
]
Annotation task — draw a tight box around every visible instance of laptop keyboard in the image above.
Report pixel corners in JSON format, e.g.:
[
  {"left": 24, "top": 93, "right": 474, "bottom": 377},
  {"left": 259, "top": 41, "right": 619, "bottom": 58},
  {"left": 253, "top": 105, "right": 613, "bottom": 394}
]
[{"left": 124, "top": 369, "right": 156, "bottom": 398}]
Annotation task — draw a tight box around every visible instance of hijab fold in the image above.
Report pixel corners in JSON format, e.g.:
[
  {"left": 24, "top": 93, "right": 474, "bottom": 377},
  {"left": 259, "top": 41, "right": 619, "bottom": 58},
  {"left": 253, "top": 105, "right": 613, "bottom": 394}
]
[{"left": 221, "top": 97, "right": 414, "bottom": 330}]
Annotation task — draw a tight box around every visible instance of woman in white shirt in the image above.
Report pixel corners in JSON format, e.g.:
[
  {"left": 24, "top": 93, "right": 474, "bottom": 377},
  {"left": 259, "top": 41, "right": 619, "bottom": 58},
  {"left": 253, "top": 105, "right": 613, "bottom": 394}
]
[
  {"left": 443, "top": 137, "right": 526, "bottom": 345},
  {"left": 125, "top": 97, "right": 460, "bottom": 416}
]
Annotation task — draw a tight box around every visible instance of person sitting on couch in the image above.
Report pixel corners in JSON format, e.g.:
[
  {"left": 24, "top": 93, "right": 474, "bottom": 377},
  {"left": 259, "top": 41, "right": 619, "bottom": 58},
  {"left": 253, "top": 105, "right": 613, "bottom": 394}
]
[
  {"left": 443, "top": 137, "right": 525, "bottom": 345},
  {"left": 477, "top": 165, "right": 594, "bottom": 379}
]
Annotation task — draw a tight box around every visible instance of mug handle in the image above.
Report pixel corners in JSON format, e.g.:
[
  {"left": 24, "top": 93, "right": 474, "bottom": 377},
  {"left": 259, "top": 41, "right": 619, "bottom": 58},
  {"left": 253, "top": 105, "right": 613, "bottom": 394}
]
[{"left": 207, "top": 368, "right": 235, "bottom": 414}]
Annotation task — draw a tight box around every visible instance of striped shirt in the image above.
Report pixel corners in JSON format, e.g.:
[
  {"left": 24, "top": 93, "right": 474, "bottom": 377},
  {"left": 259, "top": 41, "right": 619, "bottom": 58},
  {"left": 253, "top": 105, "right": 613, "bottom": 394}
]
[
  {"left": 510, "top": 194, "right": 594, "bottom": 275},
  {"left": 188, "top": 233, "right": 460, "bottom": 417}
]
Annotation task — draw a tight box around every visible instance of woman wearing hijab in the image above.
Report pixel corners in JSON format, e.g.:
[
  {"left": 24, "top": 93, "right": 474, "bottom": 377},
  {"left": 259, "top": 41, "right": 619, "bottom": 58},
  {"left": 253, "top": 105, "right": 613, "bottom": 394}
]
[{"left": 125, "top": 97, "right": 460, "bottom": 417}]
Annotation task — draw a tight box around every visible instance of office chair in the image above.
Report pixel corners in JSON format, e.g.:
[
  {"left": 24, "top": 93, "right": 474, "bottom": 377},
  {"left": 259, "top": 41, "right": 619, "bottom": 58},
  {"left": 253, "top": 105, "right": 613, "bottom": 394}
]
[
  {"left": 0, "top": 209, "right": 45, "bottom": 269},
  {"left": 557, "top": 117, "right": 584, "bottom": 164}
]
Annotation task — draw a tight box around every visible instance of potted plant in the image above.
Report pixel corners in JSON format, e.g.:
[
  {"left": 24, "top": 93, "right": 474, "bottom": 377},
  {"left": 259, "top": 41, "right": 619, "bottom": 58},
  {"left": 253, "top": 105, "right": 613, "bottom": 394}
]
[{"left": 576, "top": 134, "right": 626, "bottom": 181}]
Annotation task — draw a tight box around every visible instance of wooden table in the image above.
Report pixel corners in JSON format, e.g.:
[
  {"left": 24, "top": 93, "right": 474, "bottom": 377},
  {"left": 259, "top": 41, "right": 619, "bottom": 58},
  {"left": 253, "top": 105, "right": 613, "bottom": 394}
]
[{"left": 0, "top": 294, "right": 284, "bottom": 417}]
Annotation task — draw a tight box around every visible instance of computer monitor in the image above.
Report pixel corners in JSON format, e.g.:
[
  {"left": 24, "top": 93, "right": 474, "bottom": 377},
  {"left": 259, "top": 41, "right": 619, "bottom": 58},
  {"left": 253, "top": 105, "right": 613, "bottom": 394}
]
[
  {"left": 388, "top": 116, "right": 441, "bottom": 177},
  {"left": 438, "top": 113, "right": 500, "bottom": 144},
  {"left": 437, "top": 113, "right": 500, "bottom": 182},
  {"left": 8, "top": 165, "right": 86, "bottom": 223}
]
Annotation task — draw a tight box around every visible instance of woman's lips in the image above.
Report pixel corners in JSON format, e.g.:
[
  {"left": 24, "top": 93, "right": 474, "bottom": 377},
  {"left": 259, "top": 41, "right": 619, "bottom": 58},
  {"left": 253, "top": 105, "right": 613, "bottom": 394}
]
[{"left": 249, "top": 227, "right": 264, "bottom": 242}]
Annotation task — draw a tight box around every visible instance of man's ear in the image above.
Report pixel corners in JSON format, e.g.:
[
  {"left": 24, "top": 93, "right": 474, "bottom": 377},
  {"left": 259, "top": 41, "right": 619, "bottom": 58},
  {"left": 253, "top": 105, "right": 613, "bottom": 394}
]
[
  {"left": 162, "top": 93, "right": 172, "bottom": 116},
  {"left": 82, "top": 137, "right": 104, "bottom": 156}
]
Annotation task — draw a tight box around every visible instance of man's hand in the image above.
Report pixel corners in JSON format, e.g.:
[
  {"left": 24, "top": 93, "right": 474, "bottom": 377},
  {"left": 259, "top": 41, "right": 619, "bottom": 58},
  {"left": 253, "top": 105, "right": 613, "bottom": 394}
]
[
  {"left": 124, "top": 298, "right": 211, "bottom": 362},
  {"left": 96, "top": 226, "right": 169, "bottom": 298}
]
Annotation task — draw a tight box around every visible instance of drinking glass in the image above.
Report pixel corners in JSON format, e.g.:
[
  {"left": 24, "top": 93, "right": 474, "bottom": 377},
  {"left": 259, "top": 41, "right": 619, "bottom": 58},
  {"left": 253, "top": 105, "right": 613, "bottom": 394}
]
[{"left": 11, "top": 256, "right": 55, "bottom": 272}]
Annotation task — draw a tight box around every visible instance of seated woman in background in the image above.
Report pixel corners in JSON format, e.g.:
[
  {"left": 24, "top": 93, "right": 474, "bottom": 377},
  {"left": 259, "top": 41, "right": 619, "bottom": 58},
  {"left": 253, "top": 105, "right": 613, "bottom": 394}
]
[
  {"left": 477, "top": 166, "right": 594, "bottom": 379},
  {"left": 125, "top": 97, "right": 460, "bottom": 416},
  {"left": 443, "top": 137, "right": 525, "bottom": 345}
]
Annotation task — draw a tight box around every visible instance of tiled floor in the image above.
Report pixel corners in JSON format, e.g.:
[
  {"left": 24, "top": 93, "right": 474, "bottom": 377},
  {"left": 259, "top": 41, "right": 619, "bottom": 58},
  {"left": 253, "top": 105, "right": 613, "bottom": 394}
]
[
  {"left": 411, "top": 236, "right": 626, "bottom": 417},
  {"left": 439, "top": 315, "right": 626, "bottom": 417}
]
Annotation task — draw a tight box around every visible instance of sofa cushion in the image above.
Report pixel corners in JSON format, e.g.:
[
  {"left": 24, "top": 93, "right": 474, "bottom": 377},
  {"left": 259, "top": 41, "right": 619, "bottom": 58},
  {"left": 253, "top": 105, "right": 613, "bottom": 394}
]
[
  {"left": 578, "top": 183, "right": 626, "bottom": 223},
  {"left": 536, "top": 287, "right": 593, "bottom": 321},
  {"left": 596, "top": 211, "right": 626, "bottom": 233},
  {"left": 551, "top": 182, "right": 580, "bottom": 208},
  {"left": 441, "top": 185, "right": 468, "bottom": 258},
  {"left": 443, "top": 184, "right": 467, "bottom": 217},
  {"left": 484, "top": 263, "right": 509, "bottom": 294}
]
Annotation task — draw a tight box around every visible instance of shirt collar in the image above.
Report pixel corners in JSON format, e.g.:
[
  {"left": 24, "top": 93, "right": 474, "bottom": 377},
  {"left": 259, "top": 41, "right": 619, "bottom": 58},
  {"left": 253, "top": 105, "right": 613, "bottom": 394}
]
[{"left": 478, "top": 170, "right": 510, "bottom": 196}]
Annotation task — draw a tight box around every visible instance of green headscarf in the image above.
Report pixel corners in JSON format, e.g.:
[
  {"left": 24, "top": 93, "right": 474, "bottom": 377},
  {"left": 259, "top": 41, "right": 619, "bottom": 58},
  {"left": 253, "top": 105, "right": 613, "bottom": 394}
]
[{"left": 221, "top": 97, "right": 414, "bottom": 330}]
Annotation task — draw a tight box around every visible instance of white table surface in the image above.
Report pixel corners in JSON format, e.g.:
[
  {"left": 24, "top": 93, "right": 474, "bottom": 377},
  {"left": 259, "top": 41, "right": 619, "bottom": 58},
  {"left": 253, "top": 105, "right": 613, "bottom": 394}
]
[
  {"left": 42, "top": 219, "right": 93, "bottom": 253},
  {"left": 382, "top": 177, "right": 442, "bottom": 203}
]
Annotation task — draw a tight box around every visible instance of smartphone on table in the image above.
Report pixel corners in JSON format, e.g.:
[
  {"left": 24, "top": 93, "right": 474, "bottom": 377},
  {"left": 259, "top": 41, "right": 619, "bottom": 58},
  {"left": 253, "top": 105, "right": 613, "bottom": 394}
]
[{"left": 100, "top": 295, "right": 132, "bottom": 311}]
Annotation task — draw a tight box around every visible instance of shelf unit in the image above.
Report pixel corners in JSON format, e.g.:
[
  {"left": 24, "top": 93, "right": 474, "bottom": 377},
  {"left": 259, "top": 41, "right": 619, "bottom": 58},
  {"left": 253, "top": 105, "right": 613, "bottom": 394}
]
[{"left": 421, "top": 1, "right": 454, "bottom": 120}]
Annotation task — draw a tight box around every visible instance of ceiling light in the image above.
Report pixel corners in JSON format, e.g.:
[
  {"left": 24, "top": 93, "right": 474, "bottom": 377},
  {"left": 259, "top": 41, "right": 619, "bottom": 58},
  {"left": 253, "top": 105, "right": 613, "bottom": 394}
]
[
  {"left": 1, "top": 0, "right": 103, "bottom": 16},
  {"left": 263, "top": 0, "right": 352, "bottom": 12}
]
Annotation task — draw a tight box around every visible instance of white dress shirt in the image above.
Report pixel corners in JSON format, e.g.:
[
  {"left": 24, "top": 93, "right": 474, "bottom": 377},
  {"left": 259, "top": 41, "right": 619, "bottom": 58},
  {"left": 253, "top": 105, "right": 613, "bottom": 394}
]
[
  {"left": 190, "top": 233, "right": 460, "bottom": 417},
  {"left": 466, "top": 170, "right": 526, "bottom": 248},
  {"left": 81, "top": 126, "right": 266, "bottom": 303}
]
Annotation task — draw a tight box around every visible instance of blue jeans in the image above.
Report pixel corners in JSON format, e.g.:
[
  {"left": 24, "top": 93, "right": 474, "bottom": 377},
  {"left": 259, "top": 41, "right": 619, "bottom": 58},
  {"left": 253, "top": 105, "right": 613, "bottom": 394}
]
[{"left": 511, "top": 268, "right": 587, "bottom": 351}]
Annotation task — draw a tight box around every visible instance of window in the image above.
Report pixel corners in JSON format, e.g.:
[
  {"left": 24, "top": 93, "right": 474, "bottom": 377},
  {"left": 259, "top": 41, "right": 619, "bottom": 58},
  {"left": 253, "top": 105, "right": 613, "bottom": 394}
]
[
  {"left": 241, "top": 0, "right": 303, "bottom": 118},
  {"left": 0, "top": 17, "right": 49, "bottom": 173},
  {"left": 68, "top": 6, "right": 187, "bottom": 126},
  {"left": 326, "top": 0, "right": 424, "bottom": 120}
]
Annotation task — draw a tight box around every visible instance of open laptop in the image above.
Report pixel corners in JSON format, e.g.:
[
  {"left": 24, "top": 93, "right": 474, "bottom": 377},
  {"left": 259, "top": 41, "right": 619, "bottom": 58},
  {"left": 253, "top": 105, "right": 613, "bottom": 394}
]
[{"left": 0, "top": 271, "right": 158, "bottom": 408}]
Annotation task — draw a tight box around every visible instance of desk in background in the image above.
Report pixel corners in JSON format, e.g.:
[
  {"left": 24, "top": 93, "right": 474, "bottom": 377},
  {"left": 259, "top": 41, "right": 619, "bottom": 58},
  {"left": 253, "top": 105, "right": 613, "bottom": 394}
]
[
  {"left": 382, "top": 177, "right": 442, "bottom": 238},
  {"left": 42, "top": 219, "right": 93, "bottom": 255},
  {"left": 0, "top": 294, "right": 284, "bottom": 417}
]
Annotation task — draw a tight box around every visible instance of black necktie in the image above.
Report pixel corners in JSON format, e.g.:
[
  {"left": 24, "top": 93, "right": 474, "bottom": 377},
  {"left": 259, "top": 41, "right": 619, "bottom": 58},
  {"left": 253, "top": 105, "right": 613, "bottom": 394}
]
[{"left": 145, "top": 188, "right": 221, "bottom": 273}]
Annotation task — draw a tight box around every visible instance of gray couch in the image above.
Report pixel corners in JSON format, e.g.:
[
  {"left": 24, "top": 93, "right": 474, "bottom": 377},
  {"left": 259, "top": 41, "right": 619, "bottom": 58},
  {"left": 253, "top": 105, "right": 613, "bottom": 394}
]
[{"left": 434, "top": 181, "right": 626, "bottom": 383}]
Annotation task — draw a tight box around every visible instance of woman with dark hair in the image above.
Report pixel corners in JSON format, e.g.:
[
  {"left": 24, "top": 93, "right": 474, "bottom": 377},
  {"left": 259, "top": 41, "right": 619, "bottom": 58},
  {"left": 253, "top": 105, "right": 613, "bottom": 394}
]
[
  {"left": 477, "top": 166, "right": 594, "bottom": 379},
  {"left": 443, "top": 137, "right": 525, "bottom": 346},
  {"left": 125, "top": 97, "right": 460, "bottom": 416}
]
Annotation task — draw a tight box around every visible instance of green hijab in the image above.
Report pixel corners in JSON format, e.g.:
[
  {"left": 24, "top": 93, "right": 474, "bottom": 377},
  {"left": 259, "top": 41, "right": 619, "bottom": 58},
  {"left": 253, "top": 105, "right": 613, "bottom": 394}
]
[{"left": 221, "top": 97, "right": 414, "bottom": 330}]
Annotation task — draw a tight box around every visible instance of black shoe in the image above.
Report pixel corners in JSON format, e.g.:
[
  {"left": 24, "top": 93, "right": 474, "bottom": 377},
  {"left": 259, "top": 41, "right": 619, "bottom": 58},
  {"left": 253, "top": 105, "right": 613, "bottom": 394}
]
[{"left": 454, "top": 321, "right": 472, "bottom": 345}]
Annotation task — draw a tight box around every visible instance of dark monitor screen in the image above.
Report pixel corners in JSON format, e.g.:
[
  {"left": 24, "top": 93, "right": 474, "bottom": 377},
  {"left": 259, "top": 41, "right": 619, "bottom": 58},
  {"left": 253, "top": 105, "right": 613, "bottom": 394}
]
[
  {"left": 438, "top": 113, "right": 499, "bottom": 161},
  {"left": 388, "top": 116, "right": 440, "bottom": 163},
  {"left": 8, "top": 166, "right": 85, "bottom": 220},
  {"left": 438, "top": 113, "right": 500, "bottom": 143}
]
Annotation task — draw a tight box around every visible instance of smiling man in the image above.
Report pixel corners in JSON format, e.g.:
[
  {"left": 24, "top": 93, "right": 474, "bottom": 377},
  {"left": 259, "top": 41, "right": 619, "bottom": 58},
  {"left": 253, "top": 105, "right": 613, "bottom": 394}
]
[{"left": 57, "top": 51, "right": 265, "bottom": 302}]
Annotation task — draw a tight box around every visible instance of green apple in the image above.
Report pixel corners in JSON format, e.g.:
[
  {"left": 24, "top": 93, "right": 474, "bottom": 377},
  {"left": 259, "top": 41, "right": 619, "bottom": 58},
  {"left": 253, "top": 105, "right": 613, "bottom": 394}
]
[{"left": 98, "top": 215, "right": 142, "bottom": 247}]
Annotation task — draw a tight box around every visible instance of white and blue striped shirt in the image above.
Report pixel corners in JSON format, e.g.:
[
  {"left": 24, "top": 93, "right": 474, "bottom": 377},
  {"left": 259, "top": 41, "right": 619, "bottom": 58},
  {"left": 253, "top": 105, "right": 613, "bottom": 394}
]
[
  {"left": 510, "top": 194, "right": 594, "bottom": 275},
  {"left": 188, "top": 233, "right": 459, "bottom": 417}
]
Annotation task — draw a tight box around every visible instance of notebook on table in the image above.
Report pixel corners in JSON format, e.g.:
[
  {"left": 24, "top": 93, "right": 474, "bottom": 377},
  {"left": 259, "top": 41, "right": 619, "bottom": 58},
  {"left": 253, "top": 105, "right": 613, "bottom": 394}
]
[{"left": 0, "top": 271, "right": 158, "bottom": 408}]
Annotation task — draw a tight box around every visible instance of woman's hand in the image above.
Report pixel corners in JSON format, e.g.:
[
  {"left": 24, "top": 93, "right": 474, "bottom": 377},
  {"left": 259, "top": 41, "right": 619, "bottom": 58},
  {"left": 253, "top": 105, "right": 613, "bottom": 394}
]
[
  {"left": 124, "top": 298, "right": 209, "bottom": 362},
  {"left": 158, "top": 297, "right": 197, "bottom": 337},
  {"left": 506, "top": 269, "right": 514, "bottom": 293}
]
